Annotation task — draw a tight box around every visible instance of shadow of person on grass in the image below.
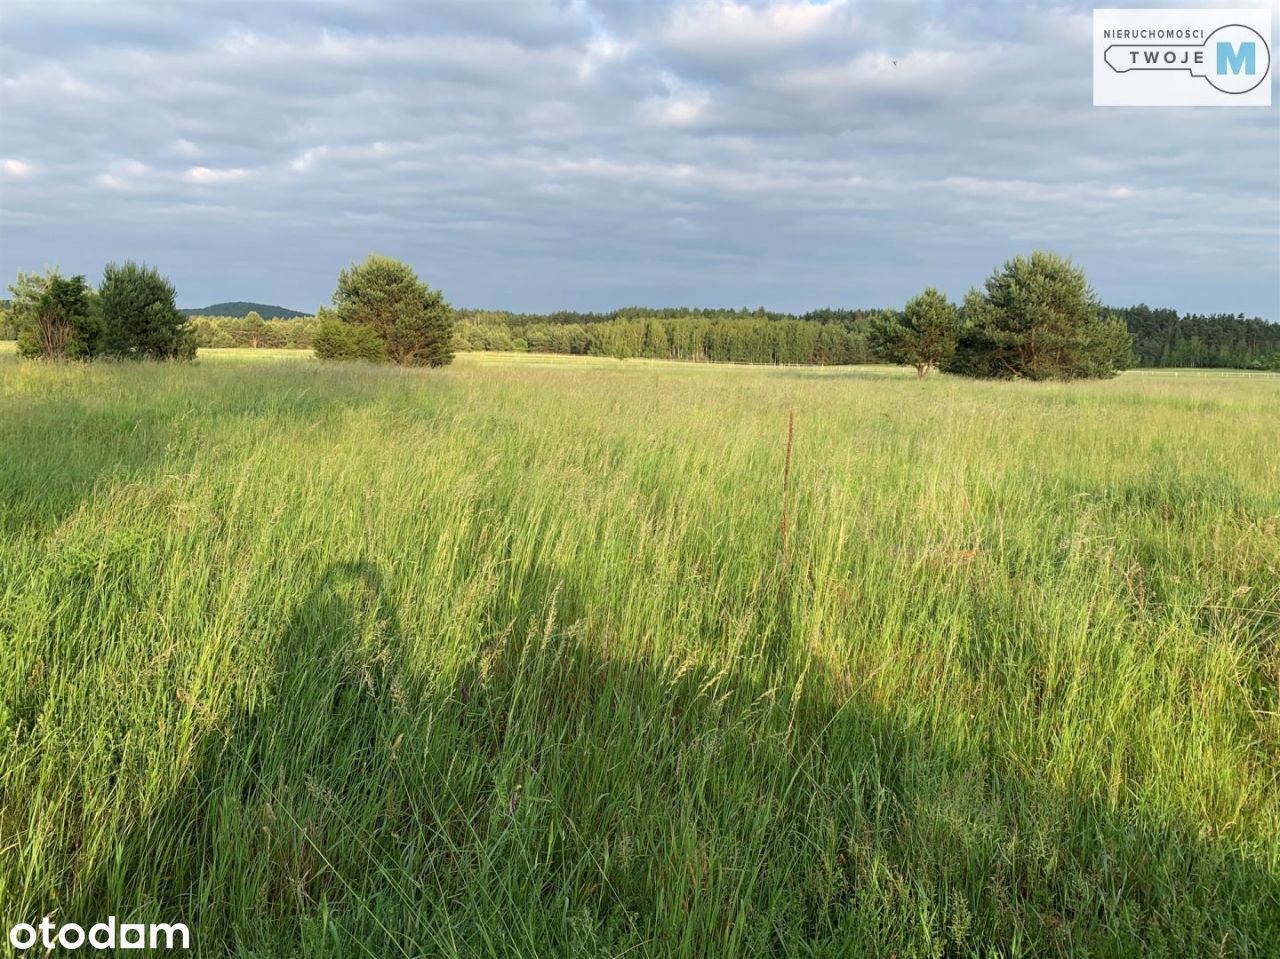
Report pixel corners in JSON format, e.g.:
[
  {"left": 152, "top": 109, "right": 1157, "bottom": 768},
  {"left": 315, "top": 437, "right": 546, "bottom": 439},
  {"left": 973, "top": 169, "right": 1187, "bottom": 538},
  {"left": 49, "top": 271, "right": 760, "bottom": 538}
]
[
  {"left": 52, "top": 557, "right": 1280, "bottom": 958},
  {"left": 58, "top": 560, "right": 429, "bottom": 957}
]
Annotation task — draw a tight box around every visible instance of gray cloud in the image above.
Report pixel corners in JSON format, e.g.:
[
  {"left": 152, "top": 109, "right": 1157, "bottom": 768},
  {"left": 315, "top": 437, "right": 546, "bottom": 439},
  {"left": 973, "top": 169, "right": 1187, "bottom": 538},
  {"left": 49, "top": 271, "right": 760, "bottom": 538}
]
[{"left": 1, "top": 0, "right": 1276, "bottom": 317}]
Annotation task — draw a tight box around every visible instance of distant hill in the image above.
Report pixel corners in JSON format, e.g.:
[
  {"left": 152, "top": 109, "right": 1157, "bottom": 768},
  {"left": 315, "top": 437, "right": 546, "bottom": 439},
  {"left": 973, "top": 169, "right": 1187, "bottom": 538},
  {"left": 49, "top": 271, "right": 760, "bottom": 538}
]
[{"left": 181, "top": 301, "right": 308, "bottom": 319}]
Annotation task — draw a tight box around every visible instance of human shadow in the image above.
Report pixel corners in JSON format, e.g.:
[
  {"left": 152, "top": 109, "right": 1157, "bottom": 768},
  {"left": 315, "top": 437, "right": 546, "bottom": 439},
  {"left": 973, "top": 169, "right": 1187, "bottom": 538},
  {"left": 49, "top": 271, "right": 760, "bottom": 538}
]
[
  {"left": 39, "top": 556, "right": 1280, "bottom": 958},
  {"left": 50, "top": 560, "right": 429, "bottom": 956}
]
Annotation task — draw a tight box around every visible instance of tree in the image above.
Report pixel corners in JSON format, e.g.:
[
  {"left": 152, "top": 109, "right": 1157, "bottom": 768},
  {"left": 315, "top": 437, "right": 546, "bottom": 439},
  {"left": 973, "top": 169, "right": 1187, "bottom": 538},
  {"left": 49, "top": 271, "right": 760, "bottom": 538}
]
[
  {"left": 99, "top": 261, "right": 195, "bottom": 360},
  {"left": 319, "top": 254, "right": 454, "bottom": 366},
  {"left": 948, "top": 252, "right": 1131, "bottom": 380},
  {"left": 949, "top": 289, "right": 1006, "bottom": 379},
  {"left": 868, "top": 287, "right": 960, "bottom": 377},
  {"left": 243, "top": 310, "right": 267, "bottom": 348},
  {"left": 12, "top": 270, "right": 102, "bottom": 359},
  {"left": 313, "top": 307, "right": 389, "bottom": 362}
]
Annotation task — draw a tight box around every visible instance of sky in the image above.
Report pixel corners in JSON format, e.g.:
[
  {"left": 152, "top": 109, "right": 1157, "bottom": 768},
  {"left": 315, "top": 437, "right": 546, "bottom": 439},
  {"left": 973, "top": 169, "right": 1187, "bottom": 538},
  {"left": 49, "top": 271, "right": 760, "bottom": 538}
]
[{"left": 1, "top": 0, "right": 1277, "bottom": 317}]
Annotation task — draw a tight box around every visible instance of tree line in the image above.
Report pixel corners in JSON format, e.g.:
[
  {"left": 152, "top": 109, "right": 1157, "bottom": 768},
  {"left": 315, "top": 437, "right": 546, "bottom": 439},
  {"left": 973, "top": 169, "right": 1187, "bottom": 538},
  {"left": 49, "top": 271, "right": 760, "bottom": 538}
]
[
  {"left": 460, "top": 253, "right": 1144, "bottom": 379},
  {"left": 456, "top": 314, "right": 875, "bottom": 365},
  {"left": 452, "top": 282, "right": 1277, "bottom": 374},
  {"left": 7, "top": 251, "right": 1277, "bottom": 376},
  {"left": 1115, "top": 305, "right": 1280, "bottom": 370},
  {"left": 191, "top": 312, "right": 321, "bottom": 350},
  {"left": 174, "top": 301, "right": 1280, "bottom": 374}
]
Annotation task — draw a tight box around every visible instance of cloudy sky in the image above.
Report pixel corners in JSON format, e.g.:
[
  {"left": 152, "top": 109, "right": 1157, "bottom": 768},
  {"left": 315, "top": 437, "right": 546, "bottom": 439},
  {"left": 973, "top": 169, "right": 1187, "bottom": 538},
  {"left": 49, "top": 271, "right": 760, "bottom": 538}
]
[{"left": 1, "top": 0, "right": 1277, "bottom": 316}]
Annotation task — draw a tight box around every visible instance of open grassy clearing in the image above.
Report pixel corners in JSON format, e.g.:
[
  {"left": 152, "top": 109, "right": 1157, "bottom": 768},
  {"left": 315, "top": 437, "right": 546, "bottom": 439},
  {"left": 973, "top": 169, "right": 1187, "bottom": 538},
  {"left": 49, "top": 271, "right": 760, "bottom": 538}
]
[{"left": 1, "top": 349, "right": 1278, "bottom": 956}]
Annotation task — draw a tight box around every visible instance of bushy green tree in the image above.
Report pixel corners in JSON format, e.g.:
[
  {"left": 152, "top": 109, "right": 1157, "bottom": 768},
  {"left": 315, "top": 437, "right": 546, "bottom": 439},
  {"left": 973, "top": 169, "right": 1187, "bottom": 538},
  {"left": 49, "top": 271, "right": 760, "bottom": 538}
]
[
  {"left": 243, "top": 310, "right": 267, "bottom": 348},
  {"left": 320, "top": 254, "right": 454, "bottom": 366},
  {"left": 868, "top": 287, "right": 960, "bottom": 377},
  {"left": 949, "top": 289, "right": 1006, "bottom": 379},
  {"left": 99, "top": 261, "right": 195, "bottom": 360},
  {"left": 949, "top": 252, "right": 1131, "bottom": 380},
  {"left": 313, "top": 308, "right": 389, "bottom": 362},
  {"left": 12, "top": 270, "right": 102, "bottom": 359}
]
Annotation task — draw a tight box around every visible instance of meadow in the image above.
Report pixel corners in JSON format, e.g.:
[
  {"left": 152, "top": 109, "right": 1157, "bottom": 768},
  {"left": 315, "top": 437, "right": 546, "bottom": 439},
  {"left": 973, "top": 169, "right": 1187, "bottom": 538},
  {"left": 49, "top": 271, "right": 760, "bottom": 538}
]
[{"left": 1, "top": 347, "right": 1278, "bottom": 957}]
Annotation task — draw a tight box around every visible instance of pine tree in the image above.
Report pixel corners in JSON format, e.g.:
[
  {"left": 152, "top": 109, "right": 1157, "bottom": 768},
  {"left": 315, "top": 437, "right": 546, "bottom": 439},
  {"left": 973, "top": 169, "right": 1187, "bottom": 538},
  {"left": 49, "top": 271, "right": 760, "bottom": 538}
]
[
  {"left": 949, "top": 252, "right": 1131, "bottom": 380},
  {"left": 99, "top": 261, "right": 194, "bottom": 360},
  {"left": 868, "top": 287, "right": 960, "bottom": 377},
  {"left": 317, "top": 254, "right": 454, "bottom": 367}
]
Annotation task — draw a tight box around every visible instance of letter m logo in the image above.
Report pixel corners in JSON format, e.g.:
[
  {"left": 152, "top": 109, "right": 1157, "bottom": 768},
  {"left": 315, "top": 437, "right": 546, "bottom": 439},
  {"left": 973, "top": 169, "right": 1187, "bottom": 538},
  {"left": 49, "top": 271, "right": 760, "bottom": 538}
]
[{"left": 1217, "top": 41, "right": 1256, "bottom": 75}]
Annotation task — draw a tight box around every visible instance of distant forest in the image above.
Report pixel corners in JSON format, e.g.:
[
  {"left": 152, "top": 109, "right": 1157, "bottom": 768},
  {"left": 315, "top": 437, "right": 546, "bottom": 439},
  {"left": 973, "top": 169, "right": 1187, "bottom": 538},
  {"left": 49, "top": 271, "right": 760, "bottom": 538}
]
[
  {"left": 13, "top": 299, "right": 1278, "bottom": 372},
  {"left": 1112, "top": 305, "right": 1280, "bottom": 369},
  {"left": 454, "top": 304, "right": 1280, "bottom": 371}
]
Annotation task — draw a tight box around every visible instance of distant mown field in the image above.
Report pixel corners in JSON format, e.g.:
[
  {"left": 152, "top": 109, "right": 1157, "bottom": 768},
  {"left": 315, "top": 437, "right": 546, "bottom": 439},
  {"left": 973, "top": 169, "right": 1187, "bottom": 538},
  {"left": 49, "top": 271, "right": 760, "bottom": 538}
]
[{"left": 2, "top": 349, "right": 1277, "bottom": 957}]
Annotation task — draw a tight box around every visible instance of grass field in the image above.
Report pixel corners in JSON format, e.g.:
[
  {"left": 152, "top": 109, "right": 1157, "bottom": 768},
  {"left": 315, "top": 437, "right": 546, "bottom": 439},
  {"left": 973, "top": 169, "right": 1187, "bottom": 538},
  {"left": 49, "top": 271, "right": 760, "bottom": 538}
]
[{"left": 1, "top": 348, "right": 1278, "bottom": 957}]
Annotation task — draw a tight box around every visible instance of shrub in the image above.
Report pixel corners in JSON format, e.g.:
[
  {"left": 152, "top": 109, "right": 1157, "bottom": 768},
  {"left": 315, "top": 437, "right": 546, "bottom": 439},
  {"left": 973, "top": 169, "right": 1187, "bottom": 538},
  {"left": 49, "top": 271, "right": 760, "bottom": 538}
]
[
  {"left": 99, "top": 261, "right": 195, "bottom": 360},
  {"left": 11, "top": 270, "right": 102, "bottom": 359},
  {"left": 313, "top": 310, "right": 389, "bottom": 362},
  {"left": 320, "top": 254, "right": 454, "bottom": 366}
]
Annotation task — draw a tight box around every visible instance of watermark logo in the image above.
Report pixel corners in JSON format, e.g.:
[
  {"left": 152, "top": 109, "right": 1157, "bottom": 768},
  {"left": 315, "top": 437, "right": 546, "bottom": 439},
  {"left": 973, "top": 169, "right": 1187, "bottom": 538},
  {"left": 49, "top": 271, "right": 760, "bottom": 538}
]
[
  {"left": 8, "top": 916, "right": 190, "bottom": 952},
  {"left": 1094, "top": 9, "right": 1272, "bottom": 106}
]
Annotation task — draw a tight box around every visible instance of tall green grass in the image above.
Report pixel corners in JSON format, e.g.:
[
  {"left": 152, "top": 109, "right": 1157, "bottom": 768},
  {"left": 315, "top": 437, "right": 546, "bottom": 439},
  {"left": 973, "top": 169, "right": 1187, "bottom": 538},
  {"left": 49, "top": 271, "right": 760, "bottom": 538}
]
[{"left": 1, "top": 351, "right": 1277, "bottom": 956}]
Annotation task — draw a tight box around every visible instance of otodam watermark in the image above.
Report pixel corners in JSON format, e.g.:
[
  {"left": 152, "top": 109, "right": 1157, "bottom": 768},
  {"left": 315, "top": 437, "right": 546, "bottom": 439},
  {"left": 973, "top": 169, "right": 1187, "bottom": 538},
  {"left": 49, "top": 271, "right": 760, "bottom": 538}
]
[
  {"left": 1094, "top": 8, "right": 1272, "bottom": 106},
  {"left": 8, "top": 917, "right": 190, "bottom": 952}
]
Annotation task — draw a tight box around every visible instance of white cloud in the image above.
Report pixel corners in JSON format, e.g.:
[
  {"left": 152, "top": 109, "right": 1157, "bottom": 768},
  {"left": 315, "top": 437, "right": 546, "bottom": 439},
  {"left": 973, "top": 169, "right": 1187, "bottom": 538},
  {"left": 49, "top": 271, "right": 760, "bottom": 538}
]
[
  {"left": 2, "top": 158, "right": 35, "bottom": 177},
  {"left": 578, "top": 34, "right": 632, "bottom": 79},
  {"left": 289, "top": 146, "right": 329, "bottom": 172},
  {"left": 1, "top": 62, "right": 99, "bottom": 98},
  {"left": 218, "top": 28, "right": 262, "bottom": 56},
  {"left": 662, "top": 0, "right": 848, "bottom": 53},
  {"left": 642, "top": 91, "right": 712, "bottom": 127},
  {"left": 169, "top": 138, "right": 201, "bottom": 158},
  {"left": 641, "top": 72, "right": 712, "bottom": 127},
  {"left": 91, "top": 160, "right": 149, "bottom": 190},
  {"left": 183, "top": 166, "right": 250, "bottom": 184}
]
